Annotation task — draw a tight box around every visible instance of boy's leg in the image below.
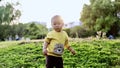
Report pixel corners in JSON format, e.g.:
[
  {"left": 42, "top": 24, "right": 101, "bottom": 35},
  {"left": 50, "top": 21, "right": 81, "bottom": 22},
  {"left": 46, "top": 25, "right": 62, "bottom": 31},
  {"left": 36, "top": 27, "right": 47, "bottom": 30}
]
[
  {"left": 46, "top": 56, "right": 54, "bottom": 68},
  {"left": 55, "top": 57, "right": 63, "bottom": 68}
]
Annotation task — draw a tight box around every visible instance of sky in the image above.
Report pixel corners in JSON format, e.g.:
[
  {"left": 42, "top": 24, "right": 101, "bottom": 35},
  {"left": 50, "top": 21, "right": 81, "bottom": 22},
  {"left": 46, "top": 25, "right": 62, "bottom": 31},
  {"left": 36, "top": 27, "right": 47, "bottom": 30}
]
[{"left": 0, "top": 0, "right": 90, "bottom": 28}]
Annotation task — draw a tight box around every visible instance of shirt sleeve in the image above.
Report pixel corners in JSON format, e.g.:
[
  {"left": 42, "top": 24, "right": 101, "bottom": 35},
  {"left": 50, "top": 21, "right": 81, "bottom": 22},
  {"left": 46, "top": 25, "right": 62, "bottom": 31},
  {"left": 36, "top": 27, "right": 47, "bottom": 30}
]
[
  {"left": 44, "top": 32, "right": 52, "bottom": 43},
  {"left": 64, "top": 32, "right": 70, "bottom": 49}
]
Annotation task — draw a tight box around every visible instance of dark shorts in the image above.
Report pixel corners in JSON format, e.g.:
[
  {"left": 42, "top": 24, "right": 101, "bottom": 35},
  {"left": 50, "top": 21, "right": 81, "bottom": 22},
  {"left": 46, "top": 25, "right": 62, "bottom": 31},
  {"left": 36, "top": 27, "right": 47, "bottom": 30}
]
[{"left": 46, "top": 55, "right": 63, "bottom": 68}]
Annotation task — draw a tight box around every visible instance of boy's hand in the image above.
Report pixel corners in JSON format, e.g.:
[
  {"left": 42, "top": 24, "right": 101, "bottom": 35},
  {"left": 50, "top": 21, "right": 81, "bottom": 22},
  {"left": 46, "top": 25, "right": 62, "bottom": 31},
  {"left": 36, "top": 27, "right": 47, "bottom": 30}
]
[
  {"left": 43, "top": 49, "right": 47, "bottom": 56},
  {"left": 67, "top": 46, "right": 76, "bottom": 55},
  {"left": 71, "top": 49, "right": 76, "bottom": 55},
  {"left": 43, "top": 42, "right": 49, "bottom": 56}
]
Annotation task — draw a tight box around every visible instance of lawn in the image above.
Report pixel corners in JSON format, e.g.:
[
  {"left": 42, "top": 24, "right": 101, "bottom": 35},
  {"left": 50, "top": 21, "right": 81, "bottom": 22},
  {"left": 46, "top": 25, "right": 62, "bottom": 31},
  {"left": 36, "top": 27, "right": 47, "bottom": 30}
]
[{"left": 0, "top": 39, "right": 120, "bottom": 68}]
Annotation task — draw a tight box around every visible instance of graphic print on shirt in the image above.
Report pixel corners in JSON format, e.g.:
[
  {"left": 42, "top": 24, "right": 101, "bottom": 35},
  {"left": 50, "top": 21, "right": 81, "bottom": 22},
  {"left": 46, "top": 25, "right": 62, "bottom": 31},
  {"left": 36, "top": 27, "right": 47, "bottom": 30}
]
[{"left": 53, "top": 43, "right": 64, "bottom": 55}]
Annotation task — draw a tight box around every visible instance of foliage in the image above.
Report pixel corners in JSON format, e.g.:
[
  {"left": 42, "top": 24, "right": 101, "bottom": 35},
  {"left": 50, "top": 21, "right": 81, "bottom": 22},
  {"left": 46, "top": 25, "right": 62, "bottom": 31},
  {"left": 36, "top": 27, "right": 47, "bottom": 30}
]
[
  {"left": 0, "top": 2, "right": 21, "bottom": 25},
  {"left": 0, "top": 23, "right": 26, "bottom": 40},
  {"left": 0, "top": 1, "right": 21, "bottom": 41},
  {"left": 80, "top": 0, "right": 120, "bottom": 37},
  {"left": 64, "top": 26, "right": 95, "bottom": 38},
  {"left": 0, "top": 42, "right": 44, "bottom": 68},
  {"left": 24, "top": 22, "right": 48, "bottom": 39},
  {"left": 0, "top": 22, "right": 48, "bottom": 41},
  {"left": 0, "top": 39, "right": 120, "bottom": 68},
  {"left": 0, "top": 24, "right": 10, "bottom": 40}
]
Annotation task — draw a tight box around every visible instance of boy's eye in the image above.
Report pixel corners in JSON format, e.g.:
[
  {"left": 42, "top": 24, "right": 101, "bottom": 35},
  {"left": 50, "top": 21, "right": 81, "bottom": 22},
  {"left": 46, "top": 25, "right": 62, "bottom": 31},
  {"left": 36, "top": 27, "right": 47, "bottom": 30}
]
[
  {"left": 53, "top": 22, "right": 60, "bottom": 25},
  {"left": 54, "top": 23, "right": 57, "bottom": 25}
]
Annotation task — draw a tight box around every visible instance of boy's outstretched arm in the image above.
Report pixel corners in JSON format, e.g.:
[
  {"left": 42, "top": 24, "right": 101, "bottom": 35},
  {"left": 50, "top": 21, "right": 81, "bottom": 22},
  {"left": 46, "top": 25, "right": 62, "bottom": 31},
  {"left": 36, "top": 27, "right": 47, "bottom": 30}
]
[
  {"left": 67, "top": 46, "right": 76, "bottom": 55},
  {"left": 42, "top": 41, "right": 49, "bottom": 56}
]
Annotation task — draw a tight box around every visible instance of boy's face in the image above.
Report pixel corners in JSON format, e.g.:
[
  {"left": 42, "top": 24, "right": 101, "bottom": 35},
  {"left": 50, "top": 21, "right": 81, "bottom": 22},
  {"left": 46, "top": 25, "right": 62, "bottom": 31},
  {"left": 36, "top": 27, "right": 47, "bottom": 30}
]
[{"left": 51, "top": 17, "right": 64, "bottom": 32}]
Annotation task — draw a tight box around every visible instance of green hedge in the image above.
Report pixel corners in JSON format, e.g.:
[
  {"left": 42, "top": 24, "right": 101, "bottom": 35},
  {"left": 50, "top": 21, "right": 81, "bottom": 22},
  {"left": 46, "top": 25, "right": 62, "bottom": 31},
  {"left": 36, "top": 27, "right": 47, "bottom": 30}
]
[{"left": 0, "top": 40, "right": 120, "bottom": 68}]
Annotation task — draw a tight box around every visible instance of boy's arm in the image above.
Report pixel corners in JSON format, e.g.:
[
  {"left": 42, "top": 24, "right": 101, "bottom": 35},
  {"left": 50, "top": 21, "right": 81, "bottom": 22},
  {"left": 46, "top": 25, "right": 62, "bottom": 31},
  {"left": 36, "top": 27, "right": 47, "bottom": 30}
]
[
  {"left": 42, "top": 41, "right": 49, "bottom": 56},
  {"left": 67, "top": 46, "right": 76, "bottom": 55},
  {"left": 64, "top": 31, "right": 76, "bottom": 55}
]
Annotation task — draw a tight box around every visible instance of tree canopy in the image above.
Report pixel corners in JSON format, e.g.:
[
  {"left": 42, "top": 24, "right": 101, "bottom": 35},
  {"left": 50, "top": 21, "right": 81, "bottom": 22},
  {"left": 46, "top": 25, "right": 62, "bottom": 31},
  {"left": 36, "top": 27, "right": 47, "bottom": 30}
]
[
  {"left": 0, "top": 1, "right": 21, "bottom": 40},
  {"left": 0, "top": 2, "right": 21, "bottom": 25},
  {"left": 0, "top": 1, "right": 48, "bottom": 41},
  {"left": 80, "top": 0, "right": 120, "bottom": 37},
  {"left": 24, "top": 22, "right": 48, "bottom": 39}
]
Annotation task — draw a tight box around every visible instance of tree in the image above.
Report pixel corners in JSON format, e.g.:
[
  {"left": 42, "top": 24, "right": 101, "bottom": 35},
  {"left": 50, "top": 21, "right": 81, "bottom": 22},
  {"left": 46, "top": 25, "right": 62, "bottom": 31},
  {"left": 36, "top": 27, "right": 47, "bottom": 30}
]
[
  {"left": 0, "top": 1, "right": 21, "bottom": 41},
  {"left": 8, "top": 23, "right": 25, "bottom": 40},
  {"left": 63, "top": 26, "right": 95, "bottom": 38},
  {"left": 24, "top": 22, "right": 48, "bottom": 39},
  {"left": 0, "top": 3, "right": 21, "bottom": 25},
  {"left": 80, "top": 0, "right": 120, "bottom": 38}
]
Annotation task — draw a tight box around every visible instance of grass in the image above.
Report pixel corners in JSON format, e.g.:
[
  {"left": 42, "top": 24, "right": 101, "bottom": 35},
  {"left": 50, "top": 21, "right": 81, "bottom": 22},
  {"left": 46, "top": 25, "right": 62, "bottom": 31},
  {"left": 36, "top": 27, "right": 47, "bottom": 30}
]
[
  {"left": 0, "top": 41, "right": 19, "bottom": 48},
  {"left": 0, "top": 39, "right": 120, "bottom": 68}
]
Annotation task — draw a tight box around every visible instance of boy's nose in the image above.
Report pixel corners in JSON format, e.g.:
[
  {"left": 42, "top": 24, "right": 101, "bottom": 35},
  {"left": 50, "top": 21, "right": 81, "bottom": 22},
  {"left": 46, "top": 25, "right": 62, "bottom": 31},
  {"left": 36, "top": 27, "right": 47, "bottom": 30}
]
[
  {"left": 55, "top": 25, "right": 59, "bottom": 27},
  {"left": 55, "top": 26, "right": 59, "bottom": 28}
]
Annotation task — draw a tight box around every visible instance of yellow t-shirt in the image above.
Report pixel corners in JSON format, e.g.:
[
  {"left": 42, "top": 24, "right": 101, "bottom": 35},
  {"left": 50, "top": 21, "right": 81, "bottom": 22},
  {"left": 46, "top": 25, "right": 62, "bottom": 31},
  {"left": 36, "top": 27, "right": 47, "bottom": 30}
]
[{"left": 45, "top": 30, "right": 70, "bottom": 57}]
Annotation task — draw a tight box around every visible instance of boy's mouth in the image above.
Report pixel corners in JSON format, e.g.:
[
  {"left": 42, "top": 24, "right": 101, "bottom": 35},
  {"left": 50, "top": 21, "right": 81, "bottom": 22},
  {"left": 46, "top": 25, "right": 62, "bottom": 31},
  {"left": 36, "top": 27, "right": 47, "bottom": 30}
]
[{"left": 55, "top": 29, "right": 61, "bottom": 32}]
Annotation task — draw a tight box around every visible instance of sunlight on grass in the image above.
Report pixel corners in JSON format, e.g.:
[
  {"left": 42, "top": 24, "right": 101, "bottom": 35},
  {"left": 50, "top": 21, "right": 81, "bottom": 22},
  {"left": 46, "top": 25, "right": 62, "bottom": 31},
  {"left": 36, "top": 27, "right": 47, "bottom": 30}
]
[{"left": 0, "top": 41, "right": 20, "bottom": 48}]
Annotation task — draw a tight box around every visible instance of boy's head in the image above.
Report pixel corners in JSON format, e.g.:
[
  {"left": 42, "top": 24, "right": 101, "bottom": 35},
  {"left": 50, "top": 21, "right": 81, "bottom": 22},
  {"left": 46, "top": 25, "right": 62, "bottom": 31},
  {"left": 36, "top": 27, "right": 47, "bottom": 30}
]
[{"left": 51, "top": 15, "right": 64, "bottom": 32}]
